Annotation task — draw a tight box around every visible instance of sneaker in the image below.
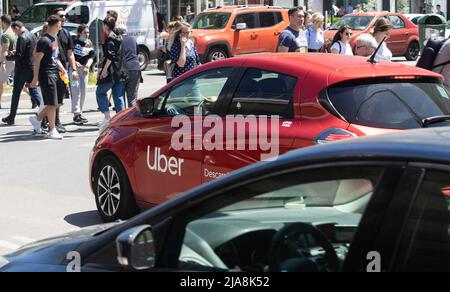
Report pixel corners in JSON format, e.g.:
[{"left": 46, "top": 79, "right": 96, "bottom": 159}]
[
  {"left": 98, "top": 119, "right": 110, "bottom": 132},
  {"left": 80, "top": 115, "right": 88, "bottom": 124},
  {"left": 1, "top": 117, "right": 14, "bottom": 125},
  {"left": 56, "top": 123, "right": 67, "bottom": 133},
  {"left": 47, "top": 128, "right": 63, "bottom": 140},
  {"left": 29, "top": 116, "right": 43, "bottom": 134},
  {"left": 73, "top": 115, "right": 83, "bottom": 125}
]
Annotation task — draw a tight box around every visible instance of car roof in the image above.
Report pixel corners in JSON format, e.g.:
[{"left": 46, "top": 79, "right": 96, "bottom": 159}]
[
  {"left": 278, "top": 126, "right": 450, "bottom": 166},
  {"left": 33, "top": 2, "right": 71, "bottom": 6},
  {"left": 203, "top": 5, "right": 285, "bottom": 13},
  {"left": 217, "top": 53, "right": 440, "bottom": 83},
  {"left": 345, "top": 11, "right": 401, "bottom": 17}
]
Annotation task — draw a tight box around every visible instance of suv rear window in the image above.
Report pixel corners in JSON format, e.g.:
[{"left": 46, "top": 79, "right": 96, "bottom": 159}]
[
  {"left": 192, "top": 13, "right": 231, "bottom": 29},
  {"left": 324, "top": 78, "right": 450, "bottom": 129}
]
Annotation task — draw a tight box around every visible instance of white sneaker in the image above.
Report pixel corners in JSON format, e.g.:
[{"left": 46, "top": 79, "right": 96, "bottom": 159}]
[
  {"left": 98, "top": 119, "right": 110, "bottom": 132},
  {"left": 47, "top": 128, "right": 63, "bottom": 140},
  {"left": 29, "top": 116, "right": 43, "bottom": 134}
]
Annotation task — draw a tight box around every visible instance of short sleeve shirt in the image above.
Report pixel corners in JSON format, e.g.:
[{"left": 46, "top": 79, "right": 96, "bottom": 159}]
[
  {"left": 57, "top": 28, "right": 74, "bottom": 66},
  {"left": 278, "top": 27, "right": 308, "bottom": 53},
  {"left": 331, "top": 41, "right": 353, "bottom": 55},
  {"left": 1, "top": 27, "right": 17, "bottom": 61},
  {"left": 169, "top": 40, "right": 200, "bottom": 79},
  {"left": 73, "top": 40, "right": 95, "bottom": 65},
  {"left": 36, "top": 33, "right": 59, "bottom": 75}
]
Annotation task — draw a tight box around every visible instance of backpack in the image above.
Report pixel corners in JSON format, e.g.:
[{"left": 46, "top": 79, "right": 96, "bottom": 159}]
[{"left": 416, "top": 37, "right": 450, "bottom": 71}]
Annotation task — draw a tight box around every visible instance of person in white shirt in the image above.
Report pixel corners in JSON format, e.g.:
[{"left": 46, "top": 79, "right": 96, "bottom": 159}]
[
  {"left": 331, "top": 25, "right": 354, "bottom": 55},
  {"left": 372, "top": 18, "right": 393, "bottom": 61},
  {"left": 307, "top": 13, "right": 325, "bottom": 52}
]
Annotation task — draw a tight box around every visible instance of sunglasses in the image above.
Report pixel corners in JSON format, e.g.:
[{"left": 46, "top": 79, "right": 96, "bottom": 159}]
[{"left": 345, "top": 32, "right": 353, "bottom": 36}]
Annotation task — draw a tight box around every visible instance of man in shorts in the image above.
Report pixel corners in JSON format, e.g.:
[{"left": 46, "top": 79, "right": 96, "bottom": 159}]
[
  {"left": 29, "top": 15, "right": 66, "bottom": 140},
  {"left": 0, "top": 15, "right": 16, "bottom": 107}
]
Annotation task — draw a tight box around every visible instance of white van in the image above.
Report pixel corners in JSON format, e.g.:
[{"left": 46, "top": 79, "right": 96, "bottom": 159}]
[{"left": 19, "top": 0, "right": 159, "bottom": 70}]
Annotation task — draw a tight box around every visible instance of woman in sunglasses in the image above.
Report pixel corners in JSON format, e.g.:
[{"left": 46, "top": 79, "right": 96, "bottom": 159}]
[
  {"left": 167, "top": 21, "right": 201, "bottom": 82},
  {"left": 371, "top": 18, "right": 393, "bottom": 61},
  {"left": 330, "top": 25, "right": 353, "bottom": 55}
]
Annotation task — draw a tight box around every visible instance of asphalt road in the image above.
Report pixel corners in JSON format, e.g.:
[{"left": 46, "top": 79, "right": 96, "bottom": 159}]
[
  {"left": 0, "top": 69, "right": 166, "bottom": 255},
  {"left": 0, "top": 58, "right": 416, "bottom": 255}
]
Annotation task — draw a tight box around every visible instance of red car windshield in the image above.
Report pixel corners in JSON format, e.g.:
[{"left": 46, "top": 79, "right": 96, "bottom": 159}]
[
  {"left": 326, "top": 79, "right": 450, "bottom": 129},
  {"left": 330, "top": 16, "right": 374, "bottom": 30}
]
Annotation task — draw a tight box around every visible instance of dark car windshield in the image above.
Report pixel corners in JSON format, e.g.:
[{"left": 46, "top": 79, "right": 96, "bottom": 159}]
[
  {"left": 326, "top": 79, "right": 450, "bottom": 129},
  {"left": 19, "top": 4, "right": 68, "bottom": 23},
  {"left": 330, "top": 16, "right": 374, "bottom": 30},
  {"left": 192, "top": 12, "right": 231, "bottom": 29}
]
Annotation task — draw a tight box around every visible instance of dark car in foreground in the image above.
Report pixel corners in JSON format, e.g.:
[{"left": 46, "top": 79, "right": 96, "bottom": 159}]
[{"left": 2, "top": 127, "right": 450, "bottom": 272}]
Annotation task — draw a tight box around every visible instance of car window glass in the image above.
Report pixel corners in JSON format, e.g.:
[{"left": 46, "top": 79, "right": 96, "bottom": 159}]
[
  {"left": 397, "top": 171, "right": 450, "bottom": 272},
  {"left": 233, "top": 13, "right": 257, "bottom": 29},
  {"left": 177, "top": 167, "right": 382, "bottom": 272},
  {"left": 163, "top": 68, "right": 233, "bottom": 116},
  {"left": 66, "top": 5, "right": 90, "bottom": 24},
  {"left": 19, "top": 4, "right": 68, "bottom": 23},
  {"left": 258, "top": 12, "right": 277, "bottom": 27},
  {"left": 228, "top": 68, "right": 297, "bottom": 118},
  {"left": 192, "top": 12, "right": 231, "bottom": 29},
  {"left": 389, "top": 16, "right": 405, "bottom": 29},
  {"left": 327, "top": 80, "right": 450, "bottom": 129}
]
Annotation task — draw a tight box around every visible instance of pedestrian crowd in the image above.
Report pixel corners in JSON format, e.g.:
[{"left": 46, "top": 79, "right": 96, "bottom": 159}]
[{"left": 0, "top": 8, "right": 142, "bottom": 139}]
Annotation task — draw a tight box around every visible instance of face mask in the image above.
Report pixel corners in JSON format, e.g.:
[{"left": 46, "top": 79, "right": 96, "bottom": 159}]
[{"left": 79, "top": 37, "right": 87, "bottom": 42}]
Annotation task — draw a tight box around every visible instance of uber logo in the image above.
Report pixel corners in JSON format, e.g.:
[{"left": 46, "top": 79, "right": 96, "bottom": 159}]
[
  {"left": 147, "top": 146, "right": 185, "bottom": 176},
  {"left": 66, "top": 251, "right": 81, "bottom": 272},
  {"left": 366, "top": 251, "right": 381, "bottom": 272}
]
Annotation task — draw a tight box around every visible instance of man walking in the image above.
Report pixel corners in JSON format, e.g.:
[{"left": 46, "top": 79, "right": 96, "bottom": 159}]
[
  {"left": 0, "top": 15, "right": 16, "bottom": 108},
  {"left": 436, "top": 5, "right": 446, "bottom": 18},
  {"left": 2, "top": 21, "right": 43, "bottom": 125},
  {"left": 29, "top": 15, "right": 66, "bottom": 140},
  {"left": 115, "top": 24, "right": 141, "bottom": 107},
  {"left": 277, "top": 7, "right": 308, "bottom": 53},
  {"left": 50, "top": 8, "right": 79, "bottom": 133}
]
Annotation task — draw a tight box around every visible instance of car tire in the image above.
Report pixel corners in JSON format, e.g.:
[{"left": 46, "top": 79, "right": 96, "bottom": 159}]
[
  {"left": 405, "top": 41, "right": 420, "bottom": 61},
  {"left": 138, "top": 47, "right": 150, "bottom": 71},
  {"left": 206, "top": 47, "right": 228, "bottom": 62},
  {"left": 94, "top": 156, "right": 139, "bottom": 222}
]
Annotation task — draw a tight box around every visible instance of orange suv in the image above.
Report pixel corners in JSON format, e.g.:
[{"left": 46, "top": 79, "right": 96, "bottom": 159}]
[{"left": 191, "top": 6, "right": 289, "bottom": 63}]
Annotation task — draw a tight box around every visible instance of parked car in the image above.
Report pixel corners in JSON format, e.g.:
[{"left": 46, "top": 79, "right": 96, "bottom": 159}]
[
  {"left": 404, "top": 13, "right": 425, "bottom": 25},
  {"left": 324, "top": 12, "right": 420, "bottom": 61},
  {"left": 19, "top": 0, "right": 158, "bottom": 70},
  {"left": 191, "top": 5, "right": 289, "bottom": 63},
  {"left": 88, "top": 53, "right": 450, "bottom": 221},
  {"left": 3, "top": 127, "right": 450, "bottom": 272}
]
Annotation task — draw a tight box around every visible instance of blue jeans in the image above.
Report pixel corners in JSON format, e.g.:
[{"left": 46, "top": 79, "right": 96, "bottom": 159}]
[
  {"left": 7, "top": 70, "right": 42, "bottom": 121},
  {"left": 96, "top": 80, "right": 125, "bottom": 113}
]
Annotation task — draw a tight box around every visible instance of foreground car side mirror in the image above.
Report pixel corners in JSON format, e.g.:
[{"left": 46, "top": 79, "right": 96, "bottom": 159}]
[
  {"left": 116, "top": 225, "right": 156, "bottom": 270},
  {"left": 136, "top": 97, "right": 156, "bottom": 117},
  {"left": 236, "top": 23, "right": 247, "bottom": 30}
]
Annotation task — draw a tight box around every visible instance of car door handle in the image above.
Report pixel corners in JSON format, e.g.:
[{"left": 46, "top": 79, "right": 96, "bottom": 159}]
[
  {"left": 251, "top": 32, "right": 257, "bottom": 39},
  {"left": 274, "top": 30, "right": 280, "bottom": 36}
]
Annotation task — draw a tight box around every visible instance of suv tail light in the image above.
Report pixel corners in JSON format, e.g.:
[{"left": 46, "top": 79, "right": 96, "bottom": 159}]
[{"left": 314, "top": 128, "right": 358, "bottom": 144}]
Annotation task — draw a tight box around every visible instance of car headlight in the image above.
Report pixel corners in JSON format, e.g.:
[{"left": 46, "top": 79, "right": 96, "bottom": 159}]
[{"left": 0, "top": 256, "right": 9, "bottom": 269}]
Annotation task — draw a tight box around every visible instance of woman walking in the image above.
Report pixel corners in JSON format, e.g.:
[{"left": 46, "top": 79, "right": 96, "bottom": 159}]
[
  {"left": 167, "top": 21, "right": 200, "bottom": 81},
  {"left": 330, "top": 25, "right": 353, "bottom": 55},
  {"left": 307, "top": 13, "right": 325, "bottom": 52},
  {"left": 71, "top": 24, "right": 94, "bottom": 125}
]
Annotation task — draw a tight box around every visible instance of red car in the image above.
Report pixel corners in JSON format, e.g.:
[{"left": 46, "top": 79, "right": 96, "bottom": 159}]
[
  {"left": 90, "top": 53, "right": 450, "bottom": 222},
  {"left": 324, "top": 12, "right": 420, "bottom": 60}
]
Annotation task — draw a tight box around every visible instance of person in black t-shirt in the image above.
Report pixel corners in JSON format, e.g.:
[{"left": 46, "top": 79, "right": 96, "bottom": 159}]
[
  {"left": 71, "top": 24, "right": 94, "bottom": 125},
  {"left": 29, "top": 15, "right": 67, "bottom": 140},
  {"left": 50, "top": 8, "right": 79, "bottom": 133}
]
